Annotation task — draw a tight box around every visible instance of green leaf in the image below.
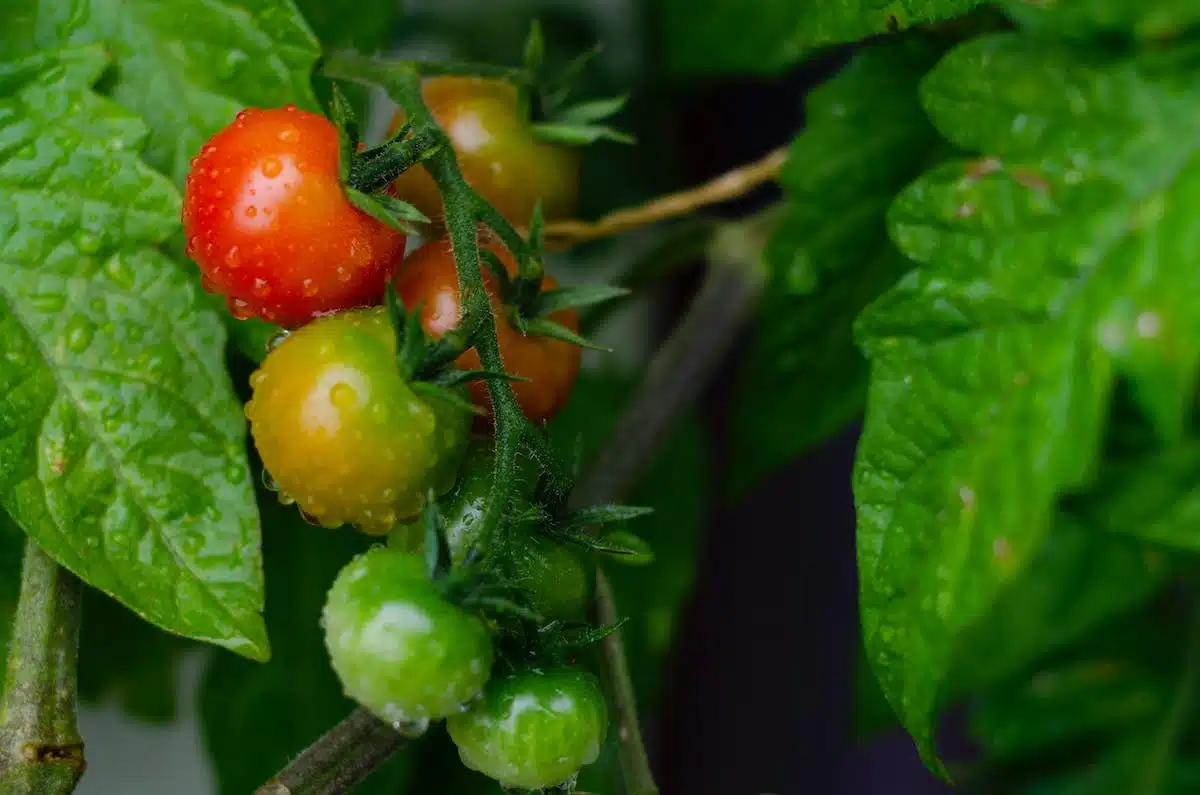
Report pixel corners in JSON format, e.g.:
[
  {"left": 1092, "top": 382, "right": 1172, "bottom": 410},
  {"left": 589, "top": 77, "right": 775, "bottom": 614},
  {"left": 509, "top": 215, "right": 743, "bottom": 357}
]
[
  {"left": 1004, "top": 0, "right": 1200, "bottom": 40},
  {"left": 855, "top": 32, "right": 1200, "bottom": 768},
  {"left": 594, "top": 530, "right": 656, "bottom": 566},
  {"left": 0, "top": 0, "right": 320, "bottom": 188},
  {"left": 973, "top": 603, "right": 1200, "bottom": 795},
  {"left": 1069, "top": 441, "right": 1200, "bottom": 551},
  {"left": 661, "top": 0, "right": 983, "bottom": 76},
  {"left": 200, "top": 488, "right": 411, "bottom": 794},
  {"left": 556, "top": 96, "right": 628, "bottom": 125},
  {"left": 294, "top": 0, "right": 399, "bottom": 117},
  {"left": 566, "top": 504, "right": 654, "bottom": 526},
  {"left": 549, "top": 371, "right": 708, "bottom": 703},
  {"left": 0, "top": 47, "right": 267, "bottom": 659},
  {"left": 729, "top": 40, "right": 946, "bottom": 498},
  {"left": 971, "top": 609, "right": 1180, "bottom": 762}
]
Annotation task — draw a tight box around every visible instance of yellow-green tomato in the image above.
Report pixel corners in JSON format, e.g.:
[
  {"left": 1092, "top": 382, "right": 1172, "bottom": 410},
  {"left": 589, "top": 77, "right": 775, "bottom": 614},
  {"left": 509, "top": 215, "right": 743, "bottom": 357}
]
[
  {"left": 323, "top": 548, "right": 494, "bottom": 729},
  {"left": 447, "top": 666, "right": 608, "bottom": 790},
  {"left": 245, "top": 307, "right": 470, "bottom": 534}
]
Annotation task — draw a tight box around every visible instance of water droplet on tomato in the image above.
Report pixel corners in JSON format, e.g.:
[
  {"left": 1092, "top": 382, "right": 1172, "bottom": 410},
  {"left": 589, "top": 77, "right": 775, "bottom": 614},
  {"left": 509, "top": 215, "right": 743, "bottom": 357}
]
[
  {"left": 252, "top": 277, "right": 271, "bottom": 298},
  {"left": 245, "top": 205, "right": 258, "bottom": 218},
  {"left": 186, "top": 235, "right": 199, "bottom": 255},
  {"left": 201, "top": 275, "right": 219, "bottom": 294},
  {"left": 301, "top": 278, "right": 318, "bottom": 297},
  {"left": 336, "top": 265, "right": 351, "bottom": 283},
  {"left": 278, "top": 126, "right": 298, "bottom": 143},
  {"left": 228, "top": 297, "right": 254, "bottom": 320},
  {"left": 224, "top": 246, "right": 241, "bottom": 268},
  {"left": 261, "top": 469, "right": 280, "bottom": 492},
  {"left": 278, "top": 491, "right": 296, "bottom": 506},
  {"left": 260, "top": 157, "right": 283, "bottom": 178},
  {"left": 265, "top": 329, "right": 290, "bottom": 352},
  {"left": 299, "top": 509, "right": 321, "bottom": 526},
  {"left": 330, "top": 382, "right": 358, "bottom": 409}
]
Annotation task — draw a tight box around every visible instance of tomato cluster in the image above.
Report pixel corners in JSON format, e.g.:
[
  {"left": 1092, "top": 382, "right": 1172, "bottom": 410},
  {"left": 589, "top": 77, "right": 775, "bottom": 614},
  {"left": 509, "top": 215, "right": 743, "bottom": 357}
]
[{"left": 182, "top": 84, "right": 609, "bottom": 791}]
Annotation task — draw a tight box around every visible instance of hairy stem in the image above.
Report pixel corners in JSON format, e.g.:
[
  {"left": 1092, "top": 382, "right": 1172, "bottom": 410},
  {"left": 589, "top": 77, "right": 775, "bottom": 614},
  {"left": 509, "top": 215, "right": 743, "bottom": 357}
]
[
  {"left": 252, "top": 709, "right": 407, "bottom": 795},
  {"left": 542, "top": 147, "right": 787, "bottom": 249},
  {"left": 0, "top": 539, "right": 85, "bottom": 795}
]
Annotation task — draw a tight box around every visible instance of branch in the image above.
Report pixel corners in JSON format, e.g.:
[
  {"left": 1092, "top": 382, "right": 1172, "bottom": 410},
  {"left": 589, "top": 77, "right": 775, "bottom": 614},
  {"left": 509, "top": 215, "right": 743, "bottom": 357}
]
[
  {"left": 252, "top": 709, "right": 406, "bottom": 795},
  {"left": 541, "top": 147, "right": 787, "bottom": 249},
  {"left": 0, "top": 539, "right": 85, "bottom": 795},
  {"left": 569, "top": 221, "right": 768, "bottom": 795}
]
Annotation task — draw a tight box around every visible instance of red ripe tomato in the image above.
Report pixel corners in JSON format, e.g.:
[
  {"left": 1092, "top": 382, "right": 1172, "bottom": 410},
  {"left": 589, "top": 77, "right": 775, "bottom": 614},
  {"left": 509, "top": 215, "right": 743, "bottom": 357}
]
[
  {"left": 391, "top": 239, "right": 581, "bottom": 423},
  {"left": 388, "top": 78, "right": 580, "bottom": 234},
  {"left": 183, "top": 105, "right": 406, "bottom": 327}
]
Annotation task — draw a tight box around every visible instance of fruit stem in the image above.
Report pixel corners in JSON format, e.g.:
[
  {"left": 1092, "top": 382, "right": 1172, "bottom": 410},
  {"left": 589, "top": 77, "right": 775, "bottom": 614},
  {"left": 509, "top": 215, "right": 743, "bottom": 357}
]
[
  {"left": 541, "top": 146, "right": 788, "bottom": 250},
  {"left": 0, "top": 539, "right": 85, "bottom": 795}
]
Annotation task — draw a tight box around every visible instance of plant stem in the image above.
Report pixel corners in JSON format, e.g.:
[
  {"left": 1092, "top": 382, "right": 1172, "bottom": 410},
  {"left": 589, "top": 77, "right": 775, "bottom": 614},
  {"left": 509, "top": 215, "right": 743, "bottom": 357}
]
[
  {"left": 252, "top": 709, "right": 407, "bottom": 795},
  {"left": 322, "top": 51, "right": 528, "bottom": 83},
  {"left": 568, "top": 238, "right": 767, "bottom": 795},
  {"left": 0, "top": 539, "right": 85, "bottom": 795},
  {"left": 541, "top": 147, "right": 787, "bottom": 249}
]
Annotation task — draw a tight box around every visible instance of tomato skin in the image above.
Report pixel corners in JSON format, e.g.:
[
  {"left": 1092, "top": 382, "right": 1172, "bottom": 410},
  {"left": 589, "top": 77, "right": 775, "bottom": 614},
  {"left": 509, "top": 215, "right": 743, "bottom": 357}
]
[
  {"left": 447, "top": 666, "right": 608, "bottom": 790},
  {"left": 323, "top": 548, "right": 494, "bottom": 727},
  {"left": 183, "top": 106, "right": 406, "bottom": 327},
  {"left": 392, "top": 239, "right": 581, "bottom": 423},
  {"left": 388, "top": 77, "right": 580, "bottom": 233},
  {"left": 245, "top": 308, "right": 470, "bottom": 534}
]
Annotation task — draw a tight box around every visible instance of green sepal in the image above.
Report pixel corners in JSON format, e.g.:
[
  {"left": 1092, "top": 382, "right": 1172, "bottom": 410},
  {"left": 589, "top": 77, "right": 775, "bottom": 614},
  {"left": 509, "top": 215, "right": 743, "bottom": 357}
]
[
  {"left": 535, "top": 285, "right": 631, "bottom": 317},
  {"left": 346, "top": 187, "right": 427, "bottom": 236},
  {"left": 422, "top": 496, "right": 454, "bottom": 582},
  {"left": 431, "top": 368, "right": 532, "bottom": 389},
  {"left": 539, "top": 618, "right": 630, "bottom": 651},
  {"left": 557, "top": 95, "right": 628, "bottom": 125},
  {"left": 595, "top": 531, "right": 655, "bottom": 566},
  {"left": 521, "top": 316, "right": 611, "bottom": 351},
  {"left": 480, "top": 249, "right": 514, "bottom": 296},
  {"left": 565, "top": 504, "right": 655, "bottom": 527},
  {"left": 518, "top": 19, "right": 545, "bottom": 123},
  {"left": 531, "top": 122, "right": 635, "bottom": 146},
  {"left": 385, "top": 284, "right": 428, "bottom": 381},
  {"left": 328, "top": 83, "right": 359, "bottom": 183},
  {"left": 411, "top": 380, "right": 486, "bottom": 417}
]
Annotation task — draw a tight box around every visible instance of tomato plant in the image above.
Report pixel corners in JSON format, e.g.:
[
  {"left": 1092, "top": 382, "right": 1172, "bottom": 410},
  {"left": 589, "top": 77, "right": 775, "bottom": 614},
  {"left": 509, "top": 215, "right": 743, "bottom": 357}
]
[
  {"left": 392, "top": 238, "right": 582, "bottom": 423},
  {"left": 3, "top": 2, "right": 1195, "bottom": 795},
  {"left": 183, "top": 106, "right": 407, "bottom": 327},
  {"left": 387, "top": 77, "right": 580, "bottom": 232}
]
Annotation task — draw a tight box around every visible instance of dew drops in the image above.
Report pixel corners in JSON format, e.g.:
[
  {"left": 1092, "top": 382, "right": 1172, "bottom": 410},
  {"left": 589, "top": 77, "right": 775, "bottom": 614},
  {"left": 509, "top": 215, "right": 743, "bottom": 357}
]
[
  {"left": 76, "top": 231, "right": 102, "bottom": 254},
  {"left": 392, "top": 716, "right": 431, "bottom": 736},
  {"left": 278, "top": 126, "right": 299, "bottom": 143},
  {"left": 336, "top": 265, "right": 352, "bottom": 283},
  {"left": 228, "top": 298, "right": 254, "bottom": 320},
  {"left": 245, "top": 205, "right": 258, "bottom": 218},
  {"left": 261, "top": 469, "right": 280, "bottom": 492},
  {"left": 225, "top": 246, "right": 242, "bottom": 269},
  {"left": 370, "top": 403, "right": 390, "bottom": 423},
  {"left": 279, "top": 491, "right": 296, "bottom": 506},
  {"left": 301, "top": 278, "right": 318, "bottom": 297},
  {"left": 260, "top": 157, "right": 283, "bottom": 178},
  {"left": 201, "top": 275, "right": 219, "bottom": 294},
  {"left": 300, "top": 509, "right": 321, "bottom": 526},
  {"left": 29, "top": 293, "right": 66, "bottom": 313},
  {"left": 252, "top": 277, "right": 271, "bottom": 298},
  {"left": 329, "top": 381, "right": 359, "bottom": 409},
  {"left": 63, "top": 316, "right": 95, "bottom": 353},
  {"left": 265, "top": 329, "right": 290, "bottom": 353}
]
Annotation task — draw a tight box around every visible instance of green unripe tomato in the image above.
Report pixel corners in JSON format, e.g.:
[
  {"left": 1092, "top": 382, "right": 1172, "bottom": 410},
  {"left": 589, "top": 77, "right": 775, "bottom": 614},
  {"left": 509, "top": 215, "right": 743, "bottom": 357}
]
[
  {"left": 390, "top": 442, "right": 591, "bottom": 622},
  {"left": 447, "top": 667, "right": 608, "bottom": 790},
  {"left": 322, "top": 547, "right": 494, "bottom": 729}
]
